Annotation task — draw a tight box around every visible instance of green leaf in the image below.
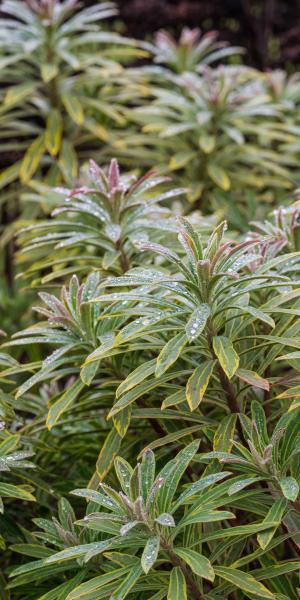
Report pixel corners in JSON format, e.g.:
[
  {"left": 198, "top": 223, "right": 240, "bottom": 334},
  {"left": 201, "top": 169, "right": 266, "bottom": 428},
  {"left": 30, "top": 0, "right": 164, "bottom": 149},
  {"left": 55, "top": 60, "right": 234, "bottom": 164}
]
[
  {"left": 178, "top": 509, "right": 236, "bottom": 528},
  {"left": 140, "top": 448, "right": 155, "bottom": 503},
  {"left": 169, "top": 151, "right": 196, "bottom": 170},
  {"left": 4, "top": 82, "right": 37, "bottom": 106},
  {"left": 59, "top": 140, "right": 78, "bottom": 180},
  {"left": 240, "top": 305, "right": 275, "bottom": 328},
  {"left": 155, "top": 333, "right": 188, "bottom": 377},
  {"left": 228, "top": 477, "right": 263, "bottom": 496},
  {"left": 0, "top": 161, "right": 21, "bottom": 189},
  {"left": 257, "top": 498, "right": 288, "bottom": 549},
  {"left": 251, "top": 400, "right": 269, "bottom": 446},
  {"left": 110, "top": 562, "right": 143, "bottom": 599},
  {"left": 214, "top": 566, "right": 275, "bottom": 598},
  {"left": 199, "top": 134, "right": 216, "bottom": 154},
  {"left": 89, "top": 427, "right": 122, "bottom": 489},
  {"left": 279, "top": 476, "right": 299, "bottom": 501},
  {"left": 186, "top": 360, "right": 215, "bottom": 410},
  {"left": 44, "top": 542, "right": 109, "bottom": 564},
  {"left": 236, "top": 369, "right": 269, "bottom": 391},
  {"left": 0, "top": 483, "right": 35, "bottom": 503},
  {"left": 113, "top": 406, "right": 132, "bottom": 438},
  {"left": 62, "top": 93, "right": 84, "bottom": 125},
  {"left": 157, "top": 441, "right": 199, "bottom": 512},
  {"left": 46, "top": 379, "right": 85, "bottom": 430},
  {"left": 141, "top": 536, "right": 160, "bottom": 574},
  {"left": 174, "top": 548, "right": 215, "bottom": 582},
  {"left": 155, "top": 513, "right": 175, "bottom": 527},
  {"left": 66, "top": 568, "right": 131, "bottom": 600},
  {"left": 168, "top": 567, "right": 187, "bottom": 600},
  {"left": 20, "top": 135, "right": 46, "bottom": 183},
  {"left": 114, "top": 457, "right": 133, "bottom": 495},
  {"left": 214, "top": 414, "right": 237, "bottom": 452},
  {"left": 207, "top": 164, "right": 231, "bottom": 190},
  {"left": 185, "top": 304, "right": 210, "bottom": 341},
  {"left": 172, "top": 471, "right": 231, "bottom": 511},
  {"left": 45, "top": 109, "right": 63, "bottom": 156},
  {"left": 80, "top": 360, "right": 100, "bottom": 386},
  {"left": 213, "top": 336, "right": 239, "bottom": 379},
  {"left": 116, "top": 359, "right": 156, "bottom": 398},
  {"left": 40, "top": 63, "right": 58, "bottom": 82}
]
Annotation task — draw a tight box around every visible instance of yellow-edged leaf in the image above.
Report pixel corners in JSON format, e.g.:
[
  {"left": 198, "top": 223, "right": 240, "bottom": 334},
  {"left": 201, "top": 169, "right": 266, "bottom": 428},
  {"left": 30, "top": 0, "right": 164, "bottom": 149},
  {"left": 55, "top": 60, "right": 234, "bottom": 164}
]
[
  {"left": 59, "top": 140, "right": 78, "bottom": 181},
  {"left": 236, "top": 368, "right": 269, "bottom": 391},
  {"left": 169, "top": 151, "right": 196, "bottom": 171},
  {"left": 214, "top": 414, "right": 237, "bottom": 452},
  {"left": 45, "top": 109, "right": 63, "bottom": 156},
  {"left": 84, "top": 118, "right": 108, "bottom": 142},
  {"left": 40, "top": 63, "right": 58, "bottom": 83},
  {"left": 20, "top": 135, "right": 46, "bottom": 183},
  {"left": 207, "top": 164, "right": 231, "bottom": 190},
  {"left": 199, "top": 134, "right": 216, "bottom": 154},
  {"left": 213, "top": 336, "right": 239, "bottom": 379},
  {"left": 186, "top": 360, "right": 215, "bottom": 411},
  {"left": 174, "top": 548, "right": 215, "bottom": 582},
  {"left": 0, "top": 161, "right": 21, "bottom": 189},
  {"left": 112, "top": 406, "right": 132, "bottom": 437},
  {"left": 155, "top": 333, "right": 188, "bottom": 378},
  {"left": 214, "top": 566, "right": 275, "bottom": 598},
  {"left": 4, "top": 82, "right": 37, "bottom": 107},
  {"left": 47, "top": 379, "right": 85, "bottom": 430},
  {"left": 168, "top": 567, "right": 187, "bottom": 600},
  {"left": 88, "top": 427, "right": 121, "bottom": 489},
  {"left": 62, "top": 93, "right": 84, "bottom": 125}
]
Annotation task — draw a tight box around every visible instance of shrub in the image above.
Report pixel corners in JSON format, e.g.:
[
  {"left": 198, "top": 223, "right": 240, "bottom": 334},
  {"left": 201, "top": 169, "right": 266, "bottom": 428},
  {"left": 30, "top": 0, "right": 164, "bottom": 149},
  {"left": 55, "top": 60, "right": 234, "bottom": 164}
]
[
  {"left": 0, "top": 0, "right": 142, "bottom": 189},
  {"left": 0, "top": 160, "right": 299, "bottom": 598},
  {"left": 119, "top": 66, "right": 299, "bottom": 228}
]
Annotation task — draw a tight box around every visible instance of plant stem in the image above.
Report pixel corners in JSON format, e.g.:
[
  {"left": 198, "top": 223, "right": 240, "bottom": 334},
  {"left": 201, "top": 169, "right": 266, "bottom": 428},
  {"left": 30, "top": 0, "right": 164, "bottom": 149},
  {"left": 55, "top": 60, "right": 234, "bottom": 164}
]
[
  {"left": 217, "top": 366, "right": 246, "bottom": 444},
  {"left": 207, "top": 327, "right": 246, "bottom": 444},
  {"left": 161, "top": 540, "right": 203, "bottom": 600}
]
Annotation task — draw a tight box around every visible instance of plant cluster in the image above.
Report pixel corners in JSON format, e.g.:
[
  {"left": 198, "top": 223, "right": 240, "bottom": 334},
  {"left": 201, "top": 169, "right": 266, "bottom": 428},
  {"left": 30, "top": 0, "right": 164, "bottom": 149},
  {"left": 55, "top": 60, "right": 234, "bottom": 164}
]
[
  {"left": 0, "top": 2, "right": 300, "bottom": 598},
  {"left": 0, "top": 158, "right": 299, "bottom": 599}
]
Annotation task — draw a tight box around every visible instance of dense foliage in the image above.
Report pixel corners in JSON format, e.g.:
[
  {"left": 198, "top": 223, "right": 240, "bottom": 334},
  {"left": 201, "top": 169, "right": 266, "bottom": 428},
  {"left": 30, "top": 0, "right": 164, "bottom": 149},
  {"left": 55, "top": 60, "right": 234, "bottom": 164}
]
[{"left": 0, "top": 2, "right": 299, "bottom": 599}]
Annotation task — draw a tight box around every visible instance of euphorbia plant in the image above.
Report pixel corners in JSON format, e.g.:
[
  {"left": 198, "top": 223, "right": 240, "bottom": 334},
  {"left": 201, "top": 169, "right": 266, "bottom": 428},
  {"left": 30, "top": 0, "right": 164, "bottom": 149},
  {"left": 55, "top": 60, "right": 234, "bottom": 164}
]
[
  {"left": 0, "top": 0, "right": 143, "bottom": 189},
  {"left": 8, "top": 443, "right": 300, "bottom": 599},
  {"left": 86, "top": 217, "right": 300, "bottom": 422},
  {"left": 16, "top": 158, "right": 186, "bottom": 283},
  {"left": 119, "top": 67, "right": 299, "bottom": 227},
  {"left": 1, "top": 161, "right": 300, "bottom": 599}
]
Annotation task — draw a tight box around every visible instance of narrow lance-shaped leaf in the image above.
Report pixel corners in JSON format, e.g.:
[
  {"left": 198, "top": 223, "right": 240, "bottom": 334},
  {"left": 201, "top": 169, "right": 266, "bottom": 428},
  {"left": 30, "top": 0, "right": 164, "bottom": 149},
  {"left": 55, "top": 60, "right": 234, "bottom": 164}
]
[
  {"left": 20, "top": 135, "right": 46, "bottom": 183},
  {"left": 236, "top": 369, "right": 269, "bottom": 391},
  {"left": 257, "top": 498, "right": 288, "bottom": 550},
  {"left": 214, "top": 566, "right": 275, "bottom": 598},
  {"left": 46, "top": 379, "right": 85, "bottom": 430},
  {"left": 214, "top": 414, "right": 237, "bottom": 452},
  {"left": 213, "top": 336, "right": 239, "bottom": 379},
  {"left": 185, "top": 304, "right": 210, "bottom": 341},
  {"left": 88, "top": 427, "right": 122, "bottom": 489},
  {"left": 174, "top": 548, "right": 215, "bottom": 582},
  {"left": 141, "top": 536, "right": 160, "bottom": 574},
  {"left": 157, "top": 441, "right": 199, "bottom": 512},
  {"left": 186, "top": 360, "right": 215, "bottom": 410},
  {"left": 110, "top": 562, "right": 143, "bottom": 600},
  {"left": 45, "top": 109, "right": 63, "bottom": 156},
  {"left": 155, "top": 333, "right": 188, "bottom": 378},
  {"left": 168, "top": 567, "right": 187, "bottom": 600}
]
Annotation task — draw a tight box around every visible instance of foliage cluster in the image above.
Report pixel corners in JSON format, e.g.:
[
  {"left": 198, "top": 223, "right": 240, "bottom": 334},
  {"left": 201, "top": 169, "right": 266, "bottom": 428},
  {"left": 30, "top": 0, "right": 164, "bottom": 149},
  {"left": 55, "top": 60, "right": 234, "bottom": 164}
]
[{"left": 0, "top": 2, "right": 300, "bottom": 599}]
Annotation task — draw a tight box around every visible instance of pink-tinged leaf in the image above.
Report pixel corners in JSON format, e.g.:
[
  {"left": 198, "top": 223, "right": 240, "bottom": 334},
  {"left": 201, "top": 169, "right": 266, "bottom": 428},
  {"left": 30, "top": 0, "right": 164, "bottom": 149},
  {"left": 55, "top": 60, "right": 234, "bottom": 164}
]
[{"left": 236, "top": 369, "right": 269, "bottom": 391}]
